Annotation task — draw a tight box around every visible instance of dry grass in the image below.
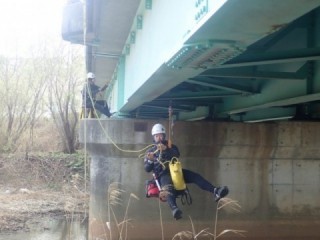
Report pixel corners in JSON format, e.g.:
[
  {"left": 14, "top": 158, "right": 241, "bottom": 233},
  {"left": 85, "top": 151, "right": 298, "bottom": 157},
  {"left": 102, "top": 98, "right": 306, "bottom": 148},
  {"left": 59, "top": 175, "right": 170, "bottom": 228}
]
[
  {"left": 1, "top": 151, "right": 245, "bottom": 239},
  {"left": 214, "top": 198, "right": 246, "bottom": 239},
  {"left": 87, "top": 182, "right": 140, "bottom": 240},
  {"left": 91, "top": 183, "right": 246, "bottom": 240},
  {"left": 0, "top": 152, "right": 87, "bottom": 187},
  {"left": 108, "top": 185, "right": 140, "bottom": 240},
  {"left": 0, "top": 152, "right": 89, "bottom": 232},
  {"left": 172, "top": 197, "right": 246, "bottom": 240},
  {"left": 172, "top": 216, "right": 213, "bottom": 239}
]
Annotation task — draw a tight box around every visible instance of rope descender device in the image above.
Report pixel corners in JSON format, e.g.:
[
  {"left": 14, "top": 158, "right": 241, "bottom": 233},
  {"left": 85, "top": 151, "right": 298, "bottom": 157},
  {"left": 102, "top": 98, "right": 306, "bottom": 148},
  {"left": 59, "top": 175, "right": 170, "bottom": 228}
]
[{"left": 168, "top": 104, "right": 173, "bottom": 148}]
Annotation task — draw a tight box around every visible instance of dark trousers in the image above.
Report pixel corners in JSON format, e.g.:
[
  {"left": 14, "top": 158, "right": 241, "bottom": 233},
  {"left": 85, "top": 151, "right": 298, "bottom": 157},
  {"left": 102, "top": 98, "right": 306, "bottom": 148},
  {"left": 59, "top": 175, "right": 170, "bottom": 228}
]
[
  {"left": 158, "top": 169, "right": 215, "bottom": 210},
  {"left": 93, "top": 100, "right": 111, "bottom": 117},
  {"left": 183, "top": 169, "right": 216, "bottom": 193}
]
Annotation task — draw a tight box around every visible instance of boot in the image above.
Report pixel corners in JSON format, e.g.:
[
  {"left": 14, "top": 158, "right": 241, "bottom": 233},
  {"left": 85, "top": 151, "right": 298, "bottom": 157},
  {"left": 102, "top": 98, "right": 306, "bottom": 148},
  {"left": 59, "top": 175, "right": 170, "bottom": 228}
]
[
  {"left": 166, "top": 191, "right": 182, "bottom": 220},
  {"left": 172, "top": 207, "right": 182, "bottom": 220},
  {"left": 213, "top": 186, "right": 229, "bottom": 202}
]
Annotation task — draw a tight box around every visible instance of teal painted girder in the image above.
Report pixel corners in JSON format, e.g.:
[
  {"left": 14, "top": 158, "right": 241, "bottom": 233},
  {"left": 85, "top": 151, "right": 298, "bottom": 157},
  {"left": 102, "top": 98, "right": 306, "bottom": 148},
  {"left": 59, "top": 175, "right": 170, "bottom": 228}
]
[
  {"left": 62, "top": 0, "right": 320, "bottom": 122},
  {"left": 199, "top": 64, "right": 309, "bottom": 81}
]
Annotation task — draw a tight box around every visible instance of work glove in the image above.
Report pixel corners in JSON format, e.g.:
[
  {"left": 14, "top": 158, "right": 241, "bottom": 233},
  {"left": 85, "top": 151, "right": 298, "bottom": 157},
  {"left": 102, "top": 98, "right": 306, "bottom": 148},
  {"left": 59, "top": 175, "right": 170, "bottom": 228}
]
[
  {"left": 157, "top": 143, "right": 167, "bottom": 151},
  {"left": 146, "top": 152, "right": 155, "bottom": 162}
]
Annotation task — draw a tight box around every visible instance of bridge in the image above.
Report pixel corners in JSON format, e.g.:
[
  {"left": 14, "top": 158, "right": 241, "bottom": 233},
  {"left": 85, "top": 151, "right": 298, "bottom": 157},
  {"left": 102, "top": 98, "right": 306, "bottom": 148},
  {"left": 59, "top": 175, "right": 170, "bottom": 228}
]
[{"left": 62, "top": 1, "right": 320, "bottom": 239}]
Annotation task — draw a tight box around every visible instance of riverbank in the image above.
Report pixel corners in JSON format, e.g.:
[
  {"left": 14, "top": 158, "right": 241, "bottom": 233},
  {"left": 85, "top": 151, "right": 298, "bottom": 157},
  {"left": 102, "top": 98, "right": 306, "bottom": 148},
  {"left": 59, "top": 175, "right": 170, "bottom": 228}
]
[{"left": 0, "top": 152, "right": 89, "bottom": 233}]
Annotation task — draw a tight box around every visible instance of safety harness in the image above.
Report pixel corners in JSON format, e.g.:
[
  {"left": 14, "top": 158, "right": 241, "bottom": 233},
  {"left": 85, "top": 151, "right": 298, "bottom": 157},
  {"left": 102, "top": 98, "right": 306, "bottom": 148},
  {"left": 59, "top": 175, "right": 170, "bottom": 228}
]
[{"left": 145, "top": 170, "right": 192, "bottom": 205}]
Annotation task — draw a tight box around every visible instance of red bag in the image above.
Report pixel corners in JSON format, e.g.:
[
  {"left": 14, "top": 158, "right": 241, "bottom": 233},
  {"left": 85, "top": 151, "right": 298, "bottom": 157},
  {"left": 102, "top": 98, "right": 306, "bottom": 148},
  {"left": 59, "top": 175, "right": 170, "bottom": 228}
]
[{"left": 146, "top": 180, "right": 160, "bottom": 198}]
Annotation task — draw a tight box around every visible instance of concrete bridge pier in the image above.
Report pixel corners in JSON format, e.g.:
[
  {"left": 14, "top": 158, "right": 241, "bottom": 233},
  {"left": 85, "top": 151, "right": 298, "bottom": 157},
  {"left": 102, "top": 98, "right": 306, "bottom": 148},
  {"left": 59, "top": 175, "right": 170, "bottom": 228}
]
[
  {"left": 87, "top": 154, "right": 118, "bottom": 240},
  {"left": 80, "top": 119, "right": 151, "bottom": 240},
  {"left": 80, "top": 119, "right": 320, "bottom": 240}
]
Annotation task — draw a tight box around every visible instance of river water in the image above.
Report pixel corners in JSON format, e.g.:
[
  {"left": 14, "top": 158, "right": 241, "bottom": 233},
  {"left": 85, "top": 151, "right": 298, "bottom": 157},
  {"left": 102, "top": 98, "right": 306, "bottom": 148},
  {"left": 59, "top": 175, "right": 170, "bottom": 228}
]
[{"left": 0, "top": 218, "right": 87, "bottom": 240}]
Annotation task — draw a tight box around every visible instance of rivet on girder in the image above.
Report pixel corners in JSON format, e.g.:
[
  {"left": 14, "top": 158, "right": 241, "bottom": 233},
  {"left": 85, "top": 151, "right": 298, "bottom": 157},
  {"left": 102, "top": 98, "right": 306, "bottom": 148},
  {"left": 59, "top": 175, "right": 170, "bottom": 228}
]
[
  {"left": 125, "top": 44, "right": 130, "bottom": 55},
  {"left": 137, "top": 15, "right": 143, "bottom": 29},
  {"left": 145, "top": 0, "right": 152, "bottom": 10},
  {"left": 194, "top": 0, "right": 208, "bottom": 22},
  {"left": 130, "top": 31, "right": 136, "bottom": 44}
]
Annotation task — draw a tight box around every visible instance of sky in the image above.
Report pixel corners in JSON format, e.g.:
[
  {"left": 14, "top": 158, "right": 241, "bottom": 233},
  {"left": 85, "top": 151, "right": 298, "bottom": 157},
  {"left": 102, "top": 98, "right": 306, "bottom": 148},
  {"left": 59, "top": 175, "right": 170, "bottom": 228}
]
[{"left": 0, "top": 0, "right": 66, "bottom": 57}]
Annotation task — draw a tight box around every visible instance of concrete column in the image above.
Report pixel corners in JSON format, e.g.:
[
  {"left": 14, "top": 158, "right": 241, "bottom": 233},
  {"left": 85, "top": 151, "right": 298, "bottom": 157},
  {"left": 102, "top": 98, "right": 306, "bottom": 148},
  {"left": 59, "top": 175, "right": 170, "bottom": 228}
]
[
  {"left": 80, "top": 119, "right": 320, "bottom": 240},
  {"left": 87, "top": 154, "right": 120, "bottom": 240},
  {"left": 80, "top": 119, "right": 151, "bottom": 240}
]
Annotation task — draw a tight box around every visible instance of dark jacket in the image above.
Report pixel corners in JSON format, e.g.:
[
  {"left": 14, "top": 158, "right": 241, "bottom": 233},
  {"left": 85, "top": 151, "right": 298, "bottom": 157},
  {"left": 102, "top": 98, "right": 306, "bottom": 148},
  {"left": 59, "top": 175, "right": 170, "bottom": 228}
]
[
  {"left": 82, "top": 82, "right": 108, "bottom": 108},
  {"left": 144, "top": 140, "right": 180, "bottom": 177},
  {"left": 82, "top": 82, "right": 100, "bottom": 108}
]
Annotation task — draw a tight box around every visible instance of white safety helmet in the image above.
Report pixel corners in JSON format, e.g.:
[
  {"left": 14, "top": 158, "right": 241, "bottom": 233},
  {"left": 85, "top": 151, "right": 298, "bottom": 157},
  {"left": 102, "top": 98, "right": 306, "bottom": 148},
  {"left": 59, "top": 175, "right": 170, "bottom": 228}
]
[
  {"left": 87, "top": 72, "right": 95, "bottom": 79},
  {"left": 151, "top": 123, "right": 166, "bottom": 136}
]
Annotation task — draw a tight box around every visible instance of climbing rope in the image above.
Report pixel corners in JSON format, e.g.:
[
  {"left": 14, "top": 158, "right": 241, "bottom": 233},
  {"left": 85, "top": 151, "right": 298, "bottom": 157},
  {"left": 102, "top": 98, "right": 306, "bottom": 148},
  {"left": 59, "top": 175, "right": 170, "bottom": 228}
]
[
  {"left": 168, "top": 103, "right": 173, "bottom": 148},
  {"left": 83, "top": 1, "right": 88, "bottom": 215},
  {"left": 82, "top": 75, "right": 179, "bottom": 210},
  {"left": 83, "top": 80, "right": 155, "bottom": 154}
]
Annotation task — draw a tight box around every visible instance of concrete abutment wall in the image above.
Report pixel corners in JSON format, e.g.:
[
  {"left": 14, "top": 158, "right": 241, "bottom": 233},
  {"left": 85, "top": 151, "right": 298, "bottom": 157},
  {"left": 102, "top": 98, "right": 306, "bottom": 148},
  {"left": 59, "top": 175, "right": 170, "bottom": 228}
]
[{"left": 80, "top": 119, "right": 320, "bottom": 240}]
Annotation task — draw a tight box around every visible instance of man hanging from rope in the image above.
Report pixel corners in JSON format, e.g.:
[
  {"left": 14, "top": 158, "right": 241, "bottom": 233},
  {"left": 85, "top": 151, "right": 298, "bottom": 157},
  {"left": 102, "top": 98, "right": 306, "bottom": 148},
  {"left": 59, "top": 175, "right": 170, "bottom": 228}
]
[{"left": 144, "top": 123, "right": 229, "bottom": 220}]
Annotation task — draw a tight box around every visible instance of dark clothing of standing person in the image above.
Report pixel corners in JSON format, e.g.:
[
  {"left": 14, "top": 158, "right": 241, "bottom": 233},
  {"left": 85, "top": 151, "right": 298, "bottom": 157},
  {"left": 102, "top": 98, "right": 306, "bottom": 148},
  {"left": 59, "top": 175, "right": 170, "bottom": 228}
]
[
  {"left": 144, "top": 123, "right": 229, "bottom": 220},
  {"left": 82, "top": 72, "right": 111, "bottom": 118}
]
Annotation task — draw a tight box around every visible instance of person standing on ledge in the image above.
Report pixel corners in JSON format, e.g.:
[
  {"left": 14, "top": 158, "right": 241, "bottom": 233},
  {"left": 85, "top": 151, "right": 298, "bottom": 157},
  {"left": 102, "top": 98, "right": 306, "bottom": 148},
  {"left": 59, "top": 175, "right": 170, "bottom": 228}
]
[{"left": 82, "top": 72, "right": 112, "bottom": 118}]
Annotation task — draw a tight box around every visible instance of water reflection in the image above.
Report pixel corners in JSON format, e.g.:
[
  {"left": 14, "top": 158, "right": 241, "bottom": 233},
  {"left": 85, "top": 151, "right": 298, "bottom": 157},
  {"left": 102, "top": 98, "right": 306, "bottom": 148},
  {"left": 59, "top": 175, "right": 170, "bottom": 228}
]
[{"left": 0, "top": 217, "right": 88, "bottom": 240}]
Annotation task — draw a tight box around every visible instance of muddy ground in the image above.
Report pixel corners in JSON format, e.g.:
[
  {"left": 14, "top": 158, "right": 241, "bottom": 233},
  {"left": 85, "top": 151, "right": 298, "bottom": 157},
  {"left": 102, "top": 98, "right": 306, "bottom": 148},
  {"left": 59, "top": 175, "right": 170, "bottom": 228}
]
[{"left": 0, "top": 152, "right": 89, "bottom": 233}]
